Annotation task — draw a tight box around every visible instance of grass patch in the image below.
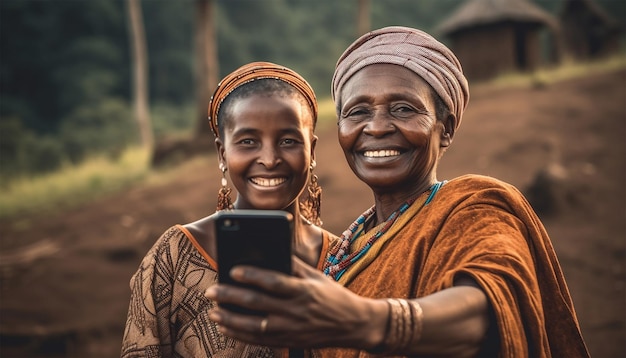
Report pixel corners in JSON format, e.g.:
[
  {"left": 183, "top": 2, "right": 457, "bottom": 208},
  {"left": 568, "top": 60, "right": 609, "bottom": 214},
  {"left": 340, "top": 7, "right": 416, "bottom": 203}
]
[
  {"left": 317, "top": 98, "right": 337, "bottom": 128},
  {"left": 0, "top": 147, "right": 151, "bottom": 219},
  {"left": 481, "top": 55, "right": 626, "bottom": 90}
]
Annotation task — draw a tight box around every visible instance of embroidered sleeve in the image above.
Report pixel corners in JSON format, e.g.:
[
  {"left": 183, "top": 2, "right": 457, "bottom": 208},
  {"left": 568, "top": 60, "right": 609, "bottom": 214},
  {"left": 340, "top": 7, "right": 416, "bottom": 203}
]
[{"left": 121, "top": 228, "right": 177, "bottom": 357}]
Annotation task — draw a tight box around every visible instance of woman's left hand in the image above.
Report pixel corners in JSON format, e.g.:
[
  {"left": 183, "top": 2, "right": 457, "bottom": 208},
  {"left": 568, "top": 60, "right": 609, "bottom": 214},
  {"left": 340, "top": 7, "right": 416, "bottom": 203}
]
[{"left": 205, "top": 256, "right": 388, "bottom": 349}]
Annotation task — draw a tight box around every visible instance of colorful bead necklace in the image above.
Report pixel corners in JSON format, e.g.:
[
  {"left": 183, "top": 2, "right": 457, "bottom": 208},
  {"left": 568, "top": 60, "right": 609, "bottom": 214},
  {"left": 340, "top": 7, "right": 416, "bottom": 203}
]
[{"left": 323, "top": 181, "right": 445, "bottom": 281}]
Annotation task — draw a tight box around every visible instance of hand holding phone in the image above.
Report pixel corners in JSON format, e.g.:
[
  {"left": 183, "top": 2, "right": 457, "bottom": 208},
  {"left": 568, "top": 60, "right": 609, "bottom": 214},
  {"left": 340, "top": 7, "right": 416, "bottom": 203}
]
[{"left": 214, "top": 210, "right": 293, "bottom": 315}]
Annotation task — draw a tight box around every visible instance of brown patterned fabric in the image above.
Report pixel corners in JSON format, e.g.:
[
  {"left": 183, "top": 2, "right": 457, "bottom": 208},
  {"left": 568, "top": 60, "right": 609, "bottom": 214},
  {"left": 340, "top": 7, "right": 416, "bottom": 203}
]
[
  {"left": 208, "top": 61, "right": 318, "bottom": 138},
  {"left": 312, "top": 175, "right": 589, "bottom": 358},
  {"left": 331, "top": 26, "right": 469, "bottom": 130},
  {"left": 121, "top": 225, "right": 333, "bottom": 357}
]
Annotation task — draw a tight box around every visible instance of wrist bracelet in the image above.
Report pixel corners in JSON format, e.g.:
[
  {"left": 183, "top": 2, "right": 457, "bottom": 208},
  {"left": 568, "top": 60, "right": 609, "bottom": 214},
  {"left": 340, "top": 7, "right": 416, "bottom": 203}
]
[{"left": 369, "top": 298, "right": 424, "bottom": 355}]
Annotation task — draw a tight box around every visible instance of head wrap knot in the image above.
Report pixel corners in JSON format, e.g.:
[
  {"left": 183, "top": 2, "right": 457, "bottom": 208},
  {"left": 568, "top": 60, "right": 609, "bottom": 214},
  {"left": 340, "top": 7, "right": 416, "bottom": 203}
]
[
  {"left": 208, "top": 61, "right": 318, "bottom": 137},
  {"left": 332, "top": 26, "right": 469, "bottom": 129}
]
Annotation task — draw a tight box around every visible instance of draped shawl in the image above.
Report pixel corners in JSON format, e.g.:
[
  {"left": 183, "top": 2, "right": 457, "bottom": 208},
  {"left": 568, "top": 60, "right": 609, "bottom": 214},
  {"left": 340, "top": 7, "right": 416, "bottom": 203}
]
[{"left": 314, "top": 174, "right": 589, "bottom": 357}]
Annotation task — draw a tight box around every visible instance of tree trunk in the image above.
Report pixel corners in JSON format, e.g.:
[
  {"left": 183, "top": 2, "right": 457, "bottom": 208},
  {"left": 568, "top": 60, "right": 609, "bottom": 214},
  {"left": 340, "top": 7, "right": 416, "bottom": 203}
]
[
  {"left": 356, "top": 0, "right": 370, "bottom": 37},
  {"left": 127, "top": 0, "right": 153, "bottom": 151},
  {"left": 194, "top": 0, "right": 219, "bottom": 139}
]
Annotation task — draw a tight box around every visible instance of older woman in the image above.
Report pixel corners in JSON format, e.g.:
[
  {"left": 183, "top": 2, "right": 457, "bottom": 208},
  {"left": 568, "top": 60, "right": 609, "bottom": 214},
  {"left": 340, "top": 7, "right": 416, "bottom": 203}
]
[{"left": 206, "top": 27, "right": 589, "bottom": 357}]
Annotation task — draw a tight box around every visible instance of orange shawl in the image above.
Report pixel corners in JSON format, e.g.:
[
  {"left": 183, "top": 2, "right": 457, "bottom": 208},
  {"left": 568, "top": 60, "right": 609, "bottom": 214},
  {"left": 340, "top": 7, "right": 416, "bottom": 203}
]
[{"left": 316, "top": 174, "right": 589, "bottom": 357}]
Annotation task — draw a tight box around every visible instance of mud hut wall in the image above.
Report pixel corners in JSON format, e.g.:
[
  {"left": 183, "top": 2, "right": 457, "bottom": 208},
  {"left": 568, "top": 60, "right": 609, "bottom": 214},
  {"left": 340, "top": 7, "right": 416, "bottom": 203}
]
[
  {"left": 449, "top": 25, "right": 517, "bottom": 80},
  {"left": 561, "top": 7, "right": 592, "bottom": 59},
  {"left": 560, "top": 1, "right": 622, "bottom": 59},
  {"left": 521, "top": 26, "right": 543, "bottom": 71}
]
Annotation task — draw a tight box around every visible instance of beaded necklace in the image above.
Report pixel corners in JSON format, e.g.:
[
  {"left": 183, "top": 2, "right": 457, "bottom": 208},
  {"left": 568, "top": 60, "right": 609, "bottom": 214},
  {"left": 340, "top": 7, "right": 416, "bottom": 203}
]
[{"left": 323, "top": 181, "right": 445, "bottom": 281}]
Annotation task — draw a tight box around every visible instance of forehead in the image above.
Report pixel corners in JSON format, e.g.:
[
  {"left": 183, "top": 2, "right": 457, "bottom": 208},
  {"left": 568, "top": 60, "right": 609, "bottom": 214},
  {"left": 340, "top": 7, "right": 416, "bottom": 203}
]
[
  {"left": 225, "top": 94, "right": 313, "bottom": 132},
  {"left": 339, "top": 64, "right": 433, "bottom": 104}
]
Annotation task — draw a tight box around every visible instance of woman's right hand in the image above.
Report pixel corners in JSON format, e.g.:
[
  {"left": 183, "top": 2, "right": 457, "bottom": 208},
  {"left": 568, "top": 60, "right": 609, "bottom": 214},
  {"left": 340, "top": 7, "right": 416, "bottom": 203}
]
[{"left": 205, "top": 256, "right": 389, "bottom": 350}]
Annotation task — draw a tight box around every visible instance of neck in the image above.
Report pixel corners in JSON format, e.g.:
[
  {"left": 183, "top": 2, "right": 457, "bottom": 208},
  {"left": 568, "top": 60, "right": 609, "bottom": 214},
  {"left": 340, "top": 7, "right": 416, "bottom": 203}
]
[
  {"left": 291, "top": 204, "right": 322, "bottom": 267},
  {"left": 372, "top": 179, "right": 438, "bottom": 224}
]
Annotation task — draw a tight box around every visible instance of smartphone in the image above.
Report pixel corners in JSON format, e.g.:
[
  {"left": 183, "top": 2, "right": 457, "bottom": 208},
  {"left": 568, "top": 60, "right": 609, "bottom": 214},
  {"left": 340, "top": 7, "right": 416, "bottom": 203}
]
[{"left": 214, "top": 209, "right": 294, "bottom": 315}]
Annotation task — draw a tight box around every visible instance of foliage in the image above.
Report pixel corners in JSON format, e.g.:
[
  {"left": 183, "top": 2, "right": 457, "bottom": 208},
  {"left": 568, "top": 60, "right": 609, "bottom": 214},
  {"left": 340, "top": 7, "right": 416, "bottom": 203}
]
[
  {"left": 1, "top": 0, "right": 624, "bottom": 183},
  {"left": 0, "top": 118, "right": 65, "bottom": 176},
  {"left": 59, "top": 98, "right": 136, "bottom": 163},
  {"left": 150, "top": 102, "right": 196, "bottom": 140}
]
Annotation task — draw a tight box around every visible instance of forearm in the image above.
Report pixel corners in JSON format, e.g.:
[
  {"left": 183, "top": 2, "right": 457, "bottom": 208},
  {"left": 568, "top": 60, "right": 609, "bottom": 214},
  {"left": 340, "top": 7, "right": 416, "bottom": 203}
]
[{"left": 370, "top": 285, "right": 490, "bottom": 357}]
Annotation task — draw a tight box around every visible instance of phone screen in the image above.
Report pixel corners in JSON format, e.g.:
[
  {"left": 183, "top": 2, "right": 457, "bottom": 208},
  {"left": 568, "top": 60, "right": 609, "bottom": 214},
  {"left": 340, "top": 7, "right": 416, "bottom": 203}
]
[{"left": 215, "top": 210, "right": 293, "bottom": 315}]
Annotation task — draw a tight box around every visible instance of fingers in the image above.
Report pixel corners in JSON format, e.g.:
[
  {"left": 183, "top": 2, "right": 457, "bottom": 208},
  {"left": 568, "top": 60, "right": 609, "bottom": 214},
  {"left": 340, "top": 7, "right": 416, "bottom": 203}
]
[
  {"left": 205, "top": 266, "right": 300, "bottom": 317},
  {"left": 205, "top": 283, "right": 274, "bottom": 314},
  {"left": 231, "top": 265, "right": 295, "bottom": 295},
  {"left": 208, "top": 308, "right": 277, "bottom": 346},
  {"left": 208, "top": 308, "right": 266, "bottom": 334}
]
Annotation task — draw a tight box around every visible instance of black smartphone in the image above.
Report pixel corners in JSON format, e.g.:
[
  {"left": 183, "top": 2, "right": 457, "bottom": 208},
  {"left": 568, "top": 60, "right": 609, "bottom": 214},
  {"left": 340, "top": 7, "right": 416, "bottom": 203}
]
[{"left": 215, "top": 209, "right": 294, "bottom": 315}]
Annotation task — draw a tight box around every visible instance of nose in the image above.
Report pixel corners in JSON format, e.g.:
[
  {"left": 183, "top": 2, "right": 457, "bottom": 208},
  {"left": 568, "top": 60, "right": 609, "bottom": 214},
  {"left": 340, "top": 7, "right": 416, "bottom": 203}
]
[
  {"left": 362, "top": 109, "right": 395, "bottom": 137},
  {"left": 257, "top": 145, "right": 282, "bottom": 168}
]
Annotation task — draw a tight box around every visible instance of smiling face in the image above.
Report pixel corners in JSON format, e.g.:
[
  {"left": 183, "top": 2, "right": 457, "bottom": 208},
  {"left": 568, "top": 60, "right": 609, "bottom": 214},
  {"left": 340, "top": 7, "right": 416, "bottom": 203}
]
[
  {"left": 337, "top": 64, "right": 452, "bottom": 196},
  {"left": 216, "top": 91, "right": 316, "bottom": 211}
]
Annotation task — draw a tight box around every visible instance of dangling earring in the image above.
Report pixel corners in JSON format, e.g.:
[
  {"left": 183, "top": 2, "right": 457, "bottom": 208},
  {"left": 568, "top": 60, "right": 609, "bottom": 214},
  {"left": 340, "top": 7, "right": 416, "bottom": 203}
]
[
  {"left": 217, "top": 163, "right": 233, "bottom": 211},
  {"left": 301, "top": 160, "right": 322, "bottom": 226}
]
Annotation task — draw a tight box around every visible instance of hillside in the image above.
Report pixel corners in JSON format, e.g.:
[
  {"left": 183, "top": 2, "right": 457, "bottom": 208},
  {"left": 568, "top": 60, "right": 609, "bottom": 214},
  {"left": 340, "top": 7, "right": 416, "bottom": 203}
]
[{"left": 1, "top": 68, "right": 624, "bottom": 357}]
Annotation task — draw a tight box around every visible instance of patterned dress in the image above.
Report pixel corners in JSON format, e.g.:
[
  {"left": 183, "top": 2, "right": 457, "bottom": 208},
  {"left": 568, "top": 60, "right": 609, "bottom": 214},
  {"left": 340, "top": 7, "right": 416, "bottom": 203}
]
[{"left": 121, "top": 224, "right": 333, "bottom": 357}]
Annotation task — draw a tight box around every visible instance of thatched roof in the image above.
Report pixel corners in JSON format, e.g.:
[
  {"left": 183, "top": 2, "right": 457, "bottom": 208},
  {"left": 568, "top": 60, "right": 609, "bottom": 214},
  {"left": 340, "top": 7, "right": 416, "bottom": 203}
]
[{"left": 436, "top": 0, "right": 558, "bottom": 36}]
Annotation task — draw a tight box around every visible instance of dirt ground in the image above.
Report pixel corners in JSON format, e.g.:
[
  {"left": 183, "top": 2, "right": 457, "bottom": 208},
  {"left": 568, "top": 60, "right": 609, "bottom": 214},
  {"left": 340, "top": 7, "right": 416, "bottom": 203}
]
[{"left": 1, "top": 68, "right": 624, "bottom": 357}]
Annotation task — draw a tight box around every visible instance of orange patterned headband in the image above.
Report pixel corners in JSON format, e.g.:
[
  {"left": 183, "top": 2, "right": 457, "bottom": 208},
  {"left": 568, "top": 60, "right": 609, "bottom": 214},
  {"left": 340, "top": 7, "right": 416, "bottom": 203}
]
[{"left": 208, "top": 61, "right": 318, "bottom": 137}]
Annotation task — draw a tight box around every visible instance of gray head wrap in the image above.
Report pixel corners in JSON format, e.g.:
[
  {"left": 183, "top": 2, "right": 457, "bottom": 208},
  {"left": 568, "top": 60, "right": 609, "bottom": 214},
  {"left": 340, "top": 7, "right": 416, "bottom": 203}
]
[{"left": 332, "top": 26, "right": 469, "bottom": 129}]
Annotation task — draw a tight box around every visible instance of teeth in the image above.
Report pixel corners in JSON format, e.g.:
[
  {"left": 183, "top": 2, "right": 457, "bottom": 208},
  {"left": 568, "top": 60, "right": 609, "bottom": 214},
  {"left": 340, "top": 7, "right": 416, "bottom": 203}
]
[
  {"left": 251, "top": 177, "right": 286, "bottom": 187},
  {"left": 363, "top": 149, "right": 400, "bottom": 158}
]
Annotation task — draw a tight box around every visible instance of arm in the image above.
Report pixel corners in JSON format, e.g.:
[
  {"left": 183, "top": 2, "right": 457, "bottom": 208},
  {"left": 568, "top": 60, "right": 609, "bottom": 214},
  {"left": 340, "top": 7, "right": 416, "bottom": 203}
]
[
  {"left": 205, "top": 258, "right": 490, "bottom": 356},
  {"left": 405, "top": 277, "right": 490, "bottom": 357},
  {"left": 121, "top": 241, "right": 173, "bottom": 357}
]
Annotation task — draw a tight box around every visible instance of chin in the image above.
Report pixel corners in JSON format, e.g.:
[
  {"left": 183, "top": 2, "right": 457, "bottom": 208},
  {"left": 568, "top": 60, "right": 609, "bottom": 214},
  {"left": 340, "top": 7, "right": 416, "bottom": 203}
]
[
  {"left": 355, "top": 168, "right": 402, "bottom": 186},
  {"left": 251, "top": 198, "right": 294, "bottom": 211}
]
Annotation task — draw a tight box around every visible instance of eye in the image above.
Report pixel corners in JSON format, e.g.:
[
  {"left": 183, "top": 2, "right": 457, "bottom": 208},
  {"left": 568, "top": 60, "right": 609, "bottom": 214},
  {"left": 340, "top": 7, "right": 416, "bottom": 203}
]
[
  {"left": 236, "top": 138, "right": 256, "bottom": 145},
  {"left": 391, "top": 103, "right": 416, "bottom": 114},
  {"left": 342, "top": 106, "right": 370, "bottom": 119},
  {"left": 280, "top": 138, "right": 301, "bottom": 146},
  {"left": 390, "top": 103, "right": 430, "bottom": 119}
]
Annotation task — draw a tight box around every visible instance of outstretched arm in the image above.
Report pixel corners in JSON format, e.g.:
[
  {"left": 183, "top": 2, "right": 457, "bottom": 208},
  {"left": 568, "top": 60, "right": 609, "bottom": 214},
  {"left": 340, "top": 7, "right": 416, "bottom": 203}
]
[{"left": 205, "top": 257, "right": 490, "bottom": 356}]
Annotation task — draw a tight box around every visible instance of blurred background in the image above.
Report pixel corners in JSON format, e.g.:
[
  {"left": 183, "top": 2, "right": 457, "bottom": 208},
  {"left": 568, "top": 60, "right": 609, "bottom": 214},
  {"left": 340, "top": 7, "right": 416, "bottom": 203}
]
[{"left": 1, "top": 0, "right": 624, "bottom": 357}]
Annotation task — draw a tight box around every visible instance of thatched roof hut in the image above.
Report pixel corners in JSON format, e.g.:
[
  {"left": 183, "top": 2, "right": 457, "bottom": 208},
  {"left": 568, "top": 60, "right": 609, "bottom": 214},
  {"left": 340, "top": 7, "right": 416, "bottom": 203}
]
[
  {"left": 559, "top": 0, "right": 622, "bottom": 60},
  {"left": 436, "top": 0, "right": 560, "bottom": 81}
]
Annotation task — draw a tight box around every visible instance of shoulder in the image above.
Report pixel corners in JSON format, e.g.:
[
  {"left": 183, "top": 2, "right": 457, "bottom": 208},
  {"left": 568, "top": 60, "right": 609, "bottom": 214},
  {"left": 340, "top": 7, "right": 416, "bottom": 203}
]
[
  {"left": 428, "top": 174, "right": 537, "bottom": 219},
  {"left": 153, "top": 225, "right": 188, "bottom": 252},
  {"left": 442, "top": 174, "right": 525, "bottom": 201},
  {"left": 447, "top": 174, "right": 517, "bottom": 191},
  {"left": 320, "top": 228, "right": 340, "bottom": 241},
  {"left": 183, "top": 214, "right": 217, "bottom": 243},
  {"left": 129, "top": 225, "right": 189, "bottom": 287},
  {"left": 139, "top": 225, "right": 192, "bottom": 266}
]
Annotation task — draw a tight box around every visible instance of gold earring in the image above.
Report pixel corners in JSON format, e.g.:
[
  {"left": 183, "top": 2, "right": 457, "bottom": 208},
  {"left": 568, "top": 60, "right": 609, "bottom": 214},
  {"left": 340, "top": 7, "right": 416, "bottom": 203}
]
[
  {"left": 300, "top": 161, "right": 322, "bottom": 226},
  {"left": 217, "top": 163, "right": 233, "bottom": 211}
]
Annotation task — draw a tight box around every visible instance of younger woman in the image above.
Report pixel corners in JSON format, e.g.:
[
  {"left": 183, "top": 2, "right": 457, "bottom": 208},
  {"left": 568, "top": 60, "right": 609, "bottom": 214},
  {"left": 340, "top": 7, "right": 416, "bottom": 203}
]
[{"left": 121, "top": 62, "right": 335, "bottom": 357}]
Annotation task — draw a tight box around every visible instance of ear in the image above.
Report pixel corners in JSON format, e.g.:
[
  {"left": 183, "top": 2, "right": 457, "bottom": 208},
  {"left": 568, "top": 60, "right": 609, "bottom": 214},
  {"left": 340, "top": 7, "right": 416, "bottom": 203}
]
[
  {"left": 215, "top": 138, "right": 226, "bottom": 166},
  {"left": 310, "top": 134, "right": 318, "bottom": 165},
  {"left": 440, "top": 114, "right": 457, "bottom": 148}
]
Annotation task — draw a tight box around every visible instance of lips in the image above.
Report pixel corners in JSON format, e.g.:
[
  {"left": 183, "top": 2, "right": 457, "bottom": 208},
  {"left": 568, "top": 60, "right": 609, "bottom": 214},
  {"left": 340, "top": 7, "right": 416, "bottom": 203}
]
[
  {"left": 250, "top": 177, "right": 287, "bottom": 187},
  {"left": 363, "top": 149, "right": 401, "bottom": 158}
]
